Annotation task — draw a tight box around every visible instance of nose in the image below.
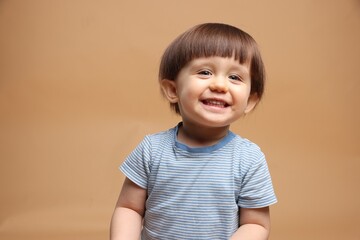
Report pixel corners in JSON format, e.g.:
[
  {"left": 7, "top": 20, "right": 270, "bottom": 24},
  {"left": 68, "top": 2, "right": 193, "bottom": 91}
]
[{"left": 209, "top": 76, "right": 229, "bottom": 93}]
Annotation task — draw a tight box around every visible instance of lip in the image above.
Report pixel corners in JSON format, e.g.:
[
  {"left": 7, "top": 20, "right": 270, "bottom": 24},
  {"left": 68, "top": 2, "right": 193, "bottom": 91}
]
[{"left": 200, "top": 98, "right": 230, "bottom": 108}]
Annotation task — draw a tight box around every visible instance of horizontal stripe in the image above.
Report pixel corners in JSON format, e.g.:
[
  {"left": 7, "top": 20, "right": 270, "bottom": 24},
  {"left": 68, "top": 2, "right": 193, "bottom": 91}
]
[{"left": 120, "top": 123, "right": 277, "bottom": 240}]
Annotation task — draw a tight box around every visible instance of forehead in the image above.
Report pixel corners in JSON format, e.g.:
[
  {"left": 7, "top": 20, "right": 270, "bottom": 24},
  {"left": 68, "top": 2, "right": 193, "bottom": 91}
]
[{"left": 184, "top": 56, "right": 250, "bottom": 74}]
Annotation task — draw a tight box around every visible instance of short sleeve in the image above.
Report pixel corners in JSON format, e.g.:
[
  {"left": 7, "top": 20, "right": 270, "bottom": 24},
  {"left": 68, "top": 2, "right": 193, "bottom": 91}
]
[
  {"left": 120, "top": 136, "right": 152, "bottom": 189},
  {"left": 238, "top": 147, "right": 277, "bottom": 208}
]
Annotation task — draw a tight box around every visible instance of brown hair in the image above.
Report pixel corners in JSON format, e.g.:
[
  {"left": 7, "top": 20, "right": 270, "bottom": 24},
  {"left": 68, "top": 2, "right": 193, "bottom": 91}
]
[{"left": 159, "top": 23, "right": 265, "bottom": 114}]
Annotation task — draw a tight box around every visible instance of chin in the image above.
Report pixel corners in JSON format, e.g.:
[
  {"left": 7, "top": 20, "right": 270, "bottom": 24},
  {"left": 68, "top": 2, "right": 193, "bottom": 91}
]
[{"left": 200, "top": 120, "right": 232, "bottom": 128}]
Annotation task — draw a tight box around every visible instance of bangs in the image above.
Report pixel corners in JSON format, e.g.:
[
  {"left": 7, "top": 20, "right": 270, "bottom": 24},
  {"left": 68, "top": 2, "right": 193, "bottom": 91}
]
[
  {"left": 160, "top": 23, "right": 257, "bottom": 81},
  {"left": 182, "top": 25, "right": 254, "bottom": 65}
]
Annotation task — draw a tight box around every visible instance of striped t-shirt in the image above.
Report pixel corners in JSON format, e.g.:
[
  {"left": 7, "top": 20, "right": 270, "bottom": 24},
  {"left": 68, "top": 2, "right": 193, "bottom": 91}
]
[{"left": 120, "top": 123, "right": 277, "bottom": 240}]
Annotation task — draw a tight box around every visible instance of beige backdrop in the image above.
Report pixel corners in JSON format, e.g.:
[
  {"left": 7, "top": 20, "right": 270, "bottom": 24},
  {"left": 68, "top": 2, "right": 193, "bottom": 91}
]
[{"left": 1, "top": 0, "right": 359, "bottom": 239}]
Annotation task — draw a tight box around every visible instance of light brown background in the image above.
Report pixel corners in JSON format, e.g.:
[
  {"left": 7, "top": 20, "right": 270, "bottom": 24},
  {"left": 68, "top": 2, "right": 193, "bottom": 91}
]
[{"left": 1, "top": 0, "right": 359, "bottom": 239}]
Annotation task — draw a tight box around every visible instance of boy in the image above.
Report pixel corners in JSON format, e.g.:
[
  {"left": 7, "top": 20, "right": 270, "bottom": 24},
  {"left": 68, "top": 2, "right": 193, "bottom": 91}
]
[{"left": 110, "top": 23, "right": 277, "bottom": 240}]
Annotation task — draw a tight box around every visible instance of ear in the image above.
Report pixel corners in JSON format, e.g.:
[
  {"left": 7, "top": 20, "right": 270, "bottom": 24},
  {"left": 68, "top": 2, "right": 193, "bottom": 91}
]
[
  {"left": 244, "top": 93, "right": 259, "bottom": 114},
  {"left": 160, "top": 79, "right": 178, "bottom": 103}
]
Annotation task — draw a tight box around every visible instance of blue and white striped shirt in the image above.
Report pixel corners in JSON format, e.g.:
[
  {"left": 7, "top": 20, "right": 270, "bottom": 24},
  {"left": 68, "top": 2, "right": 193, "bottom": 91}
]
[{"left": 120, "top": 123, "right": 277, "bottom": 240}]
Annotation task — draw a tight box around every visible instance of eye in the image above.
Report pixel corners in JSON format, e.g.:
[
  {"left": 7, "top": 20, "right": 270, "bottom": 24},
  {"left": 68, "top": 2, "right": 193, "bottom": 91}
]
[
  {"left": 229, "top": 74, "right": 242, "bottom": 81},
  {"left": 197, "top": 70, "right": 212, "bottom": 76}
]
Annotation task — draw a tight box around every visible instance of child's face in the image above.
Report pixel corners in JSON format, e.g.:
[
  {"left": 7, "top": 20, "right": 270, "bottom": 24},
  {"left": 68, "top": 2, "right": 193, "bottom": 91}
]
[{"left": 163, "top": 56, "right": 258, "bottom": 128}]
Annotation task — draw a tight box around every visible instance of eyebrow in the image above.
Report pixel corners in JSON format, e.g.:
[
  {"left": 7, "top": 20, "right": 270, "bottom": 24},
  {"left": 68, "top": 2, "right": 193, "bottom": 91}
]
[{"left": 190, "top": 58, "right": 250, "bottom": 73}]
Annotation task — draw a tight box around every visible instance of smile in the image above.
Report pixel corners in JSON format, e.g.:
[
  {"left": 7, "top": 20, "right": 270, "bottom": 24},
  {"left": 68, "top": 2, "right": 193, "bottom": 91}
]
[{"left": 201, "top": 99, "right": 229, "bottom": 108}]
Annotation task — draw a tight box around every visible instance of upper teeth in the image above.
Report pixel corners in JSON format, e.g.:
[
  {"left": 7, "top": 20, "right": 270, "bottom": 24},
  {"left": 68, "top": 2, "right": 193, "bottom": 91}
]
[{"left": 206, "top": 100, "right": 226, "bottom": 106}]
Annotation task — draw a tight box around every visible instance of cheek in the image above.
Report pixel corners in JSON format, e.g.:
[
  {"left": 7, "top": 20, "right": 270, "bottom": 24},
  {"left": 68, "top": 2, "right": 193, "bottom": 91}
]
[
  {"left": 179, "top": 90, "right": 197, "bottom": 106},
  {"left": 232, "top": 89, "right": 251, "bottom": 105},
  {"left": 178, "top": 82, "right": 201, "bottom": 99}
]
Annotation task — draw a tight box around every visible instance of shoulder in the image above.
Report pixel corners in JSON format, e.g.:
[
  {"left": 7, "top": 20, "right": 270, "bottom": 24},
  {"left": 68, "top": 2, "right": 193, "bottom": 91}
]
[
  {"left": 231, "top": 134, "right": 264, "bottom": 157},
  {"left": 137, "top": 126, "right": 176, "bottom": 155},
  {"left": 144, "top": 126, "right": 176, "bottom": 145},
  {"left": 229, "top": 134, "right": 267, "bottom": 171}
]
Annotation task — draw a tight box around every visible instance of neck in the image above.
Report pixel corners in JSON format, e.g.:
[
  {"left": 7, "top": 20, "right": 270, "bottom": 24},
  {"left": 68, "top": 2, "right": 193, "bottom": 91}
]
[{"left": 177, "top": 121, "right": 230, "bottom": 147}]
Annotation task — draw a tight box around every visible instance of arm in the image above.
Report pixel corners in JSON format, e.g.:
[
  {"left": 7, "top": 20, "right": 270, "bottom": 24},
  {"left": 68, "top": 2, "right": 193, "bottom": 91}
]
[
  {"left": 110, "top": 177, "right": 147, "bottom": 240},
  {"left": 230, "top": 207, "right": 271, "bottom": 240}
]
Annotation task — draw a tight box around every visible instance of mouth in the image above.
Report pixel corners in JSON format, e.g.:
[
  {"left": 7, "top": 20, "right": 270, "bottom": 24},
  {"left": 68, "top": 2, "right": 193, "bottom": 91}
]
[{"left": 201, "top": 99, "right": 230, "bottom": 108}]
